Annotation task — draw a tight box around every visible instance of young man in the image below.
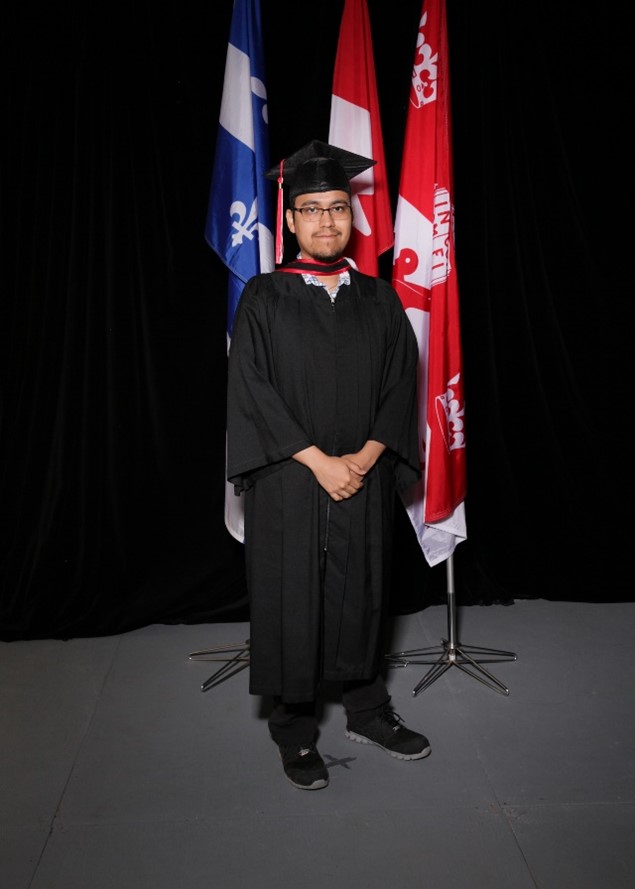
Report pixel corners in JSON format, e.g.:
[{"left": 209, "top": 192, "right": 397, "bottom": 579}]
[{"left": 226, "top": 141, "right": 430, "bottom": 790}]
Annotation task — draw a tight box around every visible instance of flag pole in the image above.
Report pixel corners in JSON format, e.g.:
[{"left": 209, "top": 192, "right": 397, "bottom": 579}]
[
  {"left": 385, "top": 555, "right": 517, "bottom": 696},
  {"left": 189, "top": 640, "right": 250, "bottom": 692},
  {"left": 190, "top": 0, "right": 270, "bottom": 691},
  {"left": 385, "top": 0, "right": 515, "bottom": 695}
]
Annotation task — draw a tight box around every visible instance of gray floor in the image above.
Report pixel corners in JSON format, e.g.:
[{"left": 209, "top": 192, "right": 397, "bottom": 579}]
[{"left": 1, "top": 599, "right": 634, "bottom": 889}]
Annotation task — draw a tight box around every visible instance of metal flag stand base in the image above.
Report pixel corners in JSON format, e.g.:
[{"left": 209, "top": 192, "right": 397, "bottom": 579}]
[
  {"left": 189, "top": 640, "right": 250, "bottom": 692},
  {"left": 385, "top": 554, "right": 517, "bottom": 696}
]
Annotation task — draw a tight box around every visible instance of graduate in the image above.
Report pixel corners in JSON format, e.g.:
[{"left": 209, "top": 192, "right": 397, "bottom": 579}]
[{"left": 226, "top": 140, "right": 431, "bottom": 790}]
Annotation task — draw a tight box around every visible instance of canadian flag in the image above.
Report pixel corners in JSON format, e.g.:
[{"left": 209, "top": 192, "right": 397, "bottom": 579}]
[
  {"left": 328, "top": 0, "right": 393, "bottom": 275},
  {"left": 393, "top": 0, "right": 467, "bottom": 566}
]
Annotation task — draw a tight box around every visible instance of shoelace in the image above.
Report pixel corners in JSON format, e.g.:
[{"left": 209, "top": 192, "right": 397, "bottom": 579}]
[
  {"left": 279, "top": 744, "right": 315, "bottom": 757},
  {"left": 380, "top": 707, "right": 405, "bottom": 731}
]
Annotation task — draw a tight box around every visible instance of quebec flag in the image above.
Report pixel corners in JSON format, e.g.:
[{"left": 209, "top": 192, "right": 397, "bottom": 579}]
[{"left": 205, "top": 0, "right": 274, "bottom": 541}]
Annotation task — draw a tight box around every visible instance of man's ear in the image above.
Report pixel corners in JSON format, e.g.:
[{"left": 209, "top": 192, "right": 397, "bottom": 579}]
[{"left": 285, "top": 207, "right": 296, "bottom": 234}]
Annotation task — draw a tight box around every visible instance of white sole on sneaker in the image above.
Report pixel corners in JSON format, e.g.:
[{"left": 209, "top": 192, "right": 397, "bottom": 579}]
[
  {"left": 286, "top": 775, "right": 329, "bottom": 790},
  {"left": 277, "top": 749, "right": 329, "bottom": 790},
  {"left": 344, "top": 729, "right": 431, "bottom": 760}
]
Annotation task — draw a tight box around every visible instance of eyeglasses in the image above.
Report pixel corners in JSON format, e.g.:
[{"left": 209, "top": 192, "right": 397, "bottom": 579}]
[{"left": 291, "top": 203, "right": 352, "bottom": 221}]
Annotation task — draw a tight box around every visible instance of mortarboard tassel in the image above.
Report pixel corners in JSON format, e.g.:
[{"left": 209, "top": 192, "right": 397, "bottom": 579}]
[{"left": 275, "top": 160, "right": 284, "bottom": 265}]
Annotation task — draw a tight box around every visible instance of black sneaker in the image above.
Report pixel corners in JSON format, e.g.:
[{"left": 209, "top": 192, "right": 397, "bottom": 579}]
[
  {"left": 277, "top": 743, "right": 329, "bottom": 790},
  {"left": 345, "top": 705, "right": 431, "bottom": 760}
]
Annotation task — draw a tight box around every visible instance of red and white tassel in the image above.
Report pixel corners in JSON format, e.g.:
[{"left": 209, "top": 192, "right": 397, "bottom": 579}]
[{"left": 275, "top": 160, "right": 284, "bottom": 265}]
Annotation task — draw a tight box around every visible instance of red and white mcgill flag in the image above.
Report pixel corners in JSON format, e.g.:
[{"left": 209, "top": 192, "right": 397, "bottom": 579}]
[
  {"left": 328, "top": 0, "right": 393, "bottom": 275},
  {"left": 393, "top": 0, "right": 467, "bottom": 566}
]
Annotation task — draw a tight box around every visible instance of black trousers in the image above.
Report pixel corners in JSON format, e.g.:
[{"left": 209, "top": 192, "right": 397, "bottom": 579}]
[{"left": 268, "top": 674, "right": 390, "bottom": 746}]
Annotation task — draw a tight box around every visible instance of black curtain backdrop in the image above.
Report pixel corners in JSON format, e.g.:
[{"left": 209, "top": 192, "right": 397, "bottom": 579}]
[{"left": 1, "top": 1, "right": 631, "bottom": 641}]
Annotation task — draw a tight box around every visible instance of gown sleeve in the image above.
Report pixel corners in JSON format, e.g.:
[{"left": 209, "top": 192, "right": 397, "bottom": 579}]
[
  {"left": 367, "top": 278, "right": 421, "bottom": 492},
  {"left": 226, "top": 275, "right": 312, "bottom": 491}
]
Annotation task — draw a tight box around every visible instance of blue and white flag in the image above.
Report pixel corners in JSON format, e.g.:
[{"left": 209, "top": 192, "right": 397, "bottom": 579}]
[{"left": 205, "top": 0, "right": 273, "bottom": 541}]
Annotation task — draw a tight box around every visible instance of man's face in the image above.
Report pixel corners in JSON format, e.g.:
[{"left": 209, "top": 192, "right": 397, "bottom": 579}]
[{"left": 285, "top": 189, "right": 352, "bottom": 261}]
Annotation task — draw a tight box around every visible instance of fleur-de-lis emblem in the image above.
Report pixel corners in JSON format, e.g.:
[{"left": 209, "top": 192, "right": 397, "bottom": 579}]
[{"left": 230, "top": 198, "right": 258, "bottom": 247}]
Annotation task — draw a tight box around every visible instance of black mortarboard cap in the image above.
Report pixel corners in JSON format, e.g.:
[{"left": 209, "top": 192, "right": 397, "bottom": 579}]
[
  {"left": 265, "top": 139, "right": 376, "bottom": 201},
  {"left": 266, "top": 140, "right": 376, "bottom": 263}
]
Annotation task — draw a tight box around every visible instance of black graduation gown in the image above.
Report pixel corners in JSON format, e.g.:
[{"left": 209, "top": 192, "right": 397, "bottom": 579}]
[{"left": 226, "top": 269, "right": 420, "bottom": 701}]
